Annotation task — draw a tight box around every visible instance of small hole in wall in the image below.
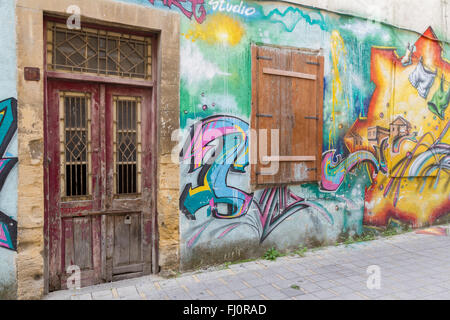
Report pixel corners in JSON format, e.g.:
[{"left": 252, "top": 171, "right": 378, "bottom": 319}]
[{"left": 34, "top": 274, "right": 42, "bottom": 281}]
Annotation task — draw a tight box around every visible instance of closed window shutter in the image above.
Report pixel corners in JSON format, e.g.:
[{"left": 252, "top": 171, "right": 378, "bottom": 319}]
[
  {"left": 251, "top": 45, "right": 324, "bottom": 186},
  {"left": 251, "top": 45, "right": 284, "bottom": 185}
]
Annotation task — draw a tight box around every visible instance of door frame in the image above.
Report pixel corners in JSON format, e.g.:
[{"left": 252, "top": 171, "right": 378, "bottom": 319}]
[{"left": 43, "top": 17, "right": 160, "bottom": 292}]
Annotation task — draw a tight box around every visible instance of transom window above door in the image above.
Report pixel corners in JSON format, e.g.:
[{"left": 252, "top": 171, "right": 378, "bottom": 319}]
[{"left": 46, "top": 21, "right": 153, "bottom": 80}]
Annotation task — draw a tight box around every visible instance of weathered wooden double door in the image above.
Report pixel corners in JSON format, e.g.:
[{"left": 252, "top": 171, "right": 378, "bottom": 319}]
[{"left": 46, "top": 80, "right": 155, "bottom": 291}]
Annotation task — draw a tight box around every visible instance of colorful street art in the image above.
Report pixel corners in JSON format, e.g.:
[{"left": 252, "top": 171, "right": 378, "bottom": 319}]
[
  {"left": 428, "top": 75, "right": 450, "bottom": 120},
  {"left": 264, "top": 6, "right": 328, "bottom": 32},
  {"left": 0, "top": 98, "right": 18, "bottom": 251},
  {"left": 0, "top": 212, "right": 17, "bottom": 251},
  {"left": 252, "top": 187, "right": 333, "bottom": 243},
  {"left": 208, "top": 0, "right": 256, "bottom": 17},
  {"left": 335, "top": 27, "right": 450, "bottom": 227},
  {"left": 180, "top": 115, "right": 253, "bottom": 221},
  {"left": 415, "top": 226, "right": 448, "bottom": 236},
  {"left": 147, "top": 0, "right": 207, "bottom": 23},
  {"left": 140, "top": 0, "right": 450, "bottom": 259},
  {"left": 321, "top": 150, "right": 383, "bottom": 192},
  {"left": 179, "top": 115, "right": 336, "bottom": 247},
  {"left": 182, "top": 12, "right": 245, "bottom": 45}
]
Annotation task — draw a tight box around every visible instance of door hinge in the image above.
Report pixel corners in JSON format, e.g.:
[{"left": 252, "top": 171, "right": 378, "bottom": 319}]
[
  {"left": 306, "top": 168, "right": 317, "bottom": 171},
  {"left": 306, "top": 61, "right": 320, "bottom": 65},
  {"left": 257, "top": 56, "right": 272, "bottom": 61},
  {"left": 304, "top": 116, "right": 319, "bottom": 120}
]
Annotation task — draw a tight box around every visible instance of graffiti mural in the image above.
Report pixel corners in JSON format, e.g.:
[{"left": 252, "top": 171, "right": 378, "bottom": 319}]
[
  {"left": 0, "top": 98, "right": 18, "bottom": 251},
  {"left": 252, "top": 187, "right": 333, "bottom": 243},
  {"left": 0, "top": 212, "right": 17, "bottom": 251},
  {"left": 208, "top": 0, "right": 256, "bottom": 17},
  {"left": 182, "top": 12, "right": 245, "bottom": 45},
  {"left": 180, "top": 115, "right": 340, "bottom": 247},
  {"left": 147, "top": 0, "right": 207, "bottom": 23},
  {"left": 321, "top": 150, "right": 383, "bottom": 192},
  {"left": 180, "top": 115, "right": 253, "bottom": 221},
  {"left": 317, "top": 27, "right": 450, "bottom": 227},
  {"left": 171, "top": 0, "right": 450, "bottom": 260},
  {"left": 264, "top": 6, "right": 328, "bottom": 32}
]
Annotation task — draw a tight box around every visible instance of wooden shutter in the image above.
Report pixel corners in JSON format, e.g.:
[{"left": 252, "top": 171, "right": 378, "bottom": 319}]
[{"left": 251, "top": 44, "right": 324, "bottom": 186}]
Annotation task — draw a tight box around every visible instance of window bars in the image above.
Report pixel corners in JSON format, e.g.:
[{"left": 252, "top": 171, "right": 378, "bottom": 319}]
[
  {"left": 114, "top": 96, "right": 142, "bottom": 195},
  {"left": 47, "top": 22, "right": 152, "bottom": 80},
  {"left": 60, "top": 92, "right": 92, "bottom": 199}
]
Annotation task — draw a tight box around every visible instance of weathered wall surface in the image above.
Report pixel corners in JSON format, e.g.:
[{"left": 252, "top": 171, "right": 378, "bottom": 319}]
[
  {"left": 284, "top": 0, "right": 450, "bottom": 43},
  {"left": 119, "top": 0, "right": 450, "bottom": 269},
  {"left": 0, "top": 0, "right": 18, "bottom": 300}
]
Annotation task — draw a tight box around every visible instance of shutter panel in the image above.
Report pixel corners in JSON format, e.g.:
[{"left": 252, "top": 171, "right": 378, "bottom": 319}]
[
  {"left": 251, "top": 45, "right": 283, "bottom": 185},
  {"left": 289, "top": 52, "right": 323, "bottom": 183}
]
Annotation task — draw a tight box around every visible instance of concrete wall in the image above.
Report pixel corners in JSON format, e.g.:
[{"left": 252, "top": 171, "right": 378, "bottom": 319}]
[
  {"left": 159, "top": 0, "right": 449, "bottom": 269},
  {"left": 283, "top": 0, "right": 450, "bottom": 43},
  {"left": 0, "top": 0, "right": 18, "bottom": 300}
]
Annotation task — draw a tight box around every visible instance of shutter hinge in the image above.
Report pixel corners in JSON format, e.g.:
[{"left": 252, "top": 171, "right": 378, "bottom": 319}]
[
  {"left": 256, "top": 113, "right": 273, "bottom": 118},
  {"left": 257, "top": 56, "right": 273, "bottom": 61},
  {"left": 306, "top": 168, "right": 317, "bottom": 172},
  {"left": 304, "top": 116, "right": 319, "bottom": 120},
  {"left": 306, "top": 61, "right": 320, "bottom": 65}
]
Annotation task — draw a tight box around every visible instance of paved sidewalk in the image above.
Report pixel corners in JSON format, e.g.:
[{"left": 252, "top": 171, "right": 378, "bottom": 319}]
[{"left": 45, "top": 225, "right": 450, "bottom": 300}]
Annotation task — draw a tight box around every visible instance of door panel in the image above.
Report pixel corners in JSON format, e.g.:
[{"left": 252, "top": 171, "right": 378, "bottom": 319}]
[
  {"left": 46, "top": 80, "right": 154, "bottom": 291},
  {"left": 105, "top": 86, "right": 153, "bottom": 280},
  {"left": 112, "top": 213, "right": 143, "bottom": 276},
  {"left": 47, "top": 81, "right": 102, "bottom": 290}
]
